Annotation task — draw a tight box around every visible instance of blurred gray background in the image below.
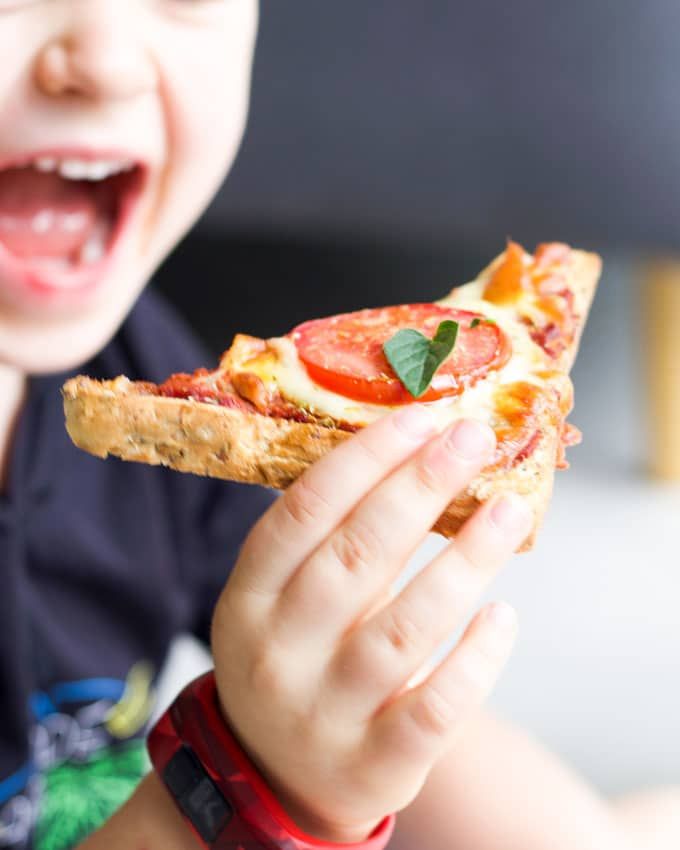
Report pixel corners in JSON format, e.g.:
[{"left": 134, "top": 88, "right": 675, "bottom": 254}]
[
  {"left": 209, "top": 0, "right": 680, "bottom": 249},
  {"left": 154, "top": 1, "right": 680, "bottom": 797}
]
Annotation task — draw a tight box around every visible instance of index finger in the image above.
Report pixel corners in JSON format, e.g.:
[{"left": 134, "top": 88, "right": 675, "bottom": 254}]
[{"left": 233, "top": 405, "right": 441, "bottom": 596}]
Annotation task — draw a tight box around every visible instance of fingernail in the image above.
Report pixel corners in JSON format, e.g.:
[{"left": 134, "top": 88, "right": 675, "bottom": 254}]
[
  {"left": 445, "top": 419, "right": 495, "bottom": 460},
  {"left": 394, "top": 404, "right": 437, "bottom": 439},
  {"left": 489, "top": 494, "right": 532, "bottom": 535},
  {"left": 486, "top": 601, "right": 518, "bottom": 632}
]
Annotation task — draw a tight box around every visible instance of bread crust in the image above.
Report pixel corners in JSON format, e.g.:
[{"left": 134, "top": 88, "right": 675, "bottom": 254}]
[
  {"left": 62, "top": 247, "right": 601, "bottom": 552},
  {"left": 553, "top": 250, "right": 601, "bottom": 371},
  {"left": 64, "top": 375, "right": 559, "bottom": 552}
]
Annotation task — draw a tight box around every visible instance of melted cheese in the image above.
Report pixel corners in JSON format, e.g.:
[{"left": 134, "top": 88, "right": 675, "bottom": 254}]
[{"left": 234, "top": 276, "right": 555, "bottom": 431}]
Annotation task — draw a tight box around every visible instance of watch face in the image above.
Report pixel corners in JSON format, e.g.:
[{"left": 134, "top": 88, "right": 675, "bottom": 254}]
[{"left": 163, "top": 745, "right": 234, "bottom": 843}]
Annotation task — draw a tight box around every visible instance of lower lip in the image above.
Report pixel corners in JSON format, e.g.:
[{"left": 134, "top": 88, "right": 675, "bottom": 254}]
[{"left": 0, "top": 170, "right": 146, "bottom": 307}]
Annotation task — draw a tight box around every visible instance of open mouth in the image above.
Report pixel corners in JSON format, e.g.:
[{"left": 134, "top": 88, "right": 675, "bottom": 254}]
[{"left": 0, "top": 152, "right": 146, "bottom": 295}]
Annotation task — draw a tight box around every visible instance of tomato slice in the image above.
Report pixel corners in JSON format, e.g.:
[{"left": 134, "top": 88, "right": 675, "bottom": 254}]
[{"left": 292, "top": 304, "right": 511, "bottom": 405}]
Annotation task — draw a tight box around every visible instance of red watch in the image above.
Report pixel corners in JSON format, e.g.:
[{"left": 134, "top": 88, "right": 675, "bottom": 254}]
[{"left": 147, "top": 672, "right": 396, "bottom": 850}]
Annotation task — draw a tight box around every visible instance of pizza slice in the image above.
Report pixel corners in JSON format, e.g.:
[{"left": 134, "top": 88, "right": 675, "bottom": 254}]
[{"left": 63, "top": 241, "right": 601, "bottom": 550}]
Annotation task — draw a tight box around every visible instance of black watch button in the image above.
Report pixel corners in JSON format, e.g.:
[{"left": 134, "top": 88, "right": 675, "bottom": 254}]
[{"left": 163, "top": 745, "right": 234, "bottom": 843}]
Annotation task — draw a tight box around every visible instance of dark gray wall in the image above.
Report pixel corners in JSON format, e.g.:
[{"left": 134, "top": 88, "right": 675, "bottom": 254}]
[{"left": 204, "top": 1, "right": 680, "bottom": 250}]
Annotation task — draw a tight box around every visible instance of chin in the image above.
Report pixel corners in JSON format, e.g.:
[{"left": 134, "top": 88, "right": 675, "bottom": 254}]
[{"left": 1, "top": 281, "right": 145, "bottom": 376}]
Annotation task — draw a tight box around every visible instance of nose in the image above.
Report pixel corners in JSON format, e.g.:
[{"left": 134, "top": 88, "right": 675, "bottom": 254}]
[{"left": 34, "top": 13, "right": 157, "bottom": 102}]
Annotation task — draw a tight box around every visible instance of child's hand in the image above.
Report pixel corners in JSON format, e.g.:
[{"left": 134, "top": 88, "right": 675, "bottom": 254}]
[{"left": 211, "top": 406, "right": 532, "bottom": 843}]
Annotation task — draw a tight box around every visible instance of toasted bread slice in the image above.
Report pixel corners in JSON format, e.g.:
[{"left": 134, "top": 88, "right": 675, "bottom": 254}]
[{"left": 63, "top": 246, "right": 601, "bottom": 551}]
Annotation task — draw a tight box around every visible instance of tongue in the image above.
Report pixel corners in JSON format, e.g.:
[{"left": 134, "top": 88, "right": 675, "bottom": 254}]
[{"left": 0, "top": 168, "right": 99, "bottom": 259}]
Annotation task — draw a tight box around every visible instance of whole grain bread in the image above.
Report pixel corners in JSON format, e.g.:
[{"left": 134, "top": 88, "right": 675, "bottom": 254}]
[{"left": 63, "top": 248, "right": 602, "bottom": 551}]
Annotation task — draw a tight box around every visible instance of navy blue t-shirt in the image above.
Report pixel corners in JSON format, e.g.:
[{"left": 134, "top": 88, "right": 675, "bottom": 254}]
[{"left": 0, "top": 292, "right": 275, "bottom": 850}]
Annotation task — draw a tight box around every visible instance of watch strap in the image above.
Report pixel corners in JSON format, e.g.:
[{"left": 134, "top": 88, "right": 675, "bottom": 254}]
[{"left": 148, "top": 672, "right": 396, "bottom": 850}]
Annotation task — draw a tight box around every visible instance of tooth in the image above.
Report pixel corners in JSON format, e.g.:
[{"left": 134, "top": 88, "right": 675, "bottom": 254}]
[
  {"left": 81, "top": 237, "right": 104, "bottom": 264},
  {"left": 36, "top": 157, "right": 57, "bottom": 172},
  {"left": 59, "top": 159, "right": 89, "bottom": 180},
  {"left": 32, "top": 211, "right": 55, "bottom": 234},
  {"left": 43, "top": 157, "right": 137, "bottom": 181},
  {"left": 94, "top": 160, "right": 134, "bottom": 179},
  {"left": 79, "top": 224, "right": 109, "bottom": 265},
  {"left": 85, "top": 162, "right": 114, "bottom": 181},
  {"left": 65, "top": 160, "right": 127, "bottom": 181}
]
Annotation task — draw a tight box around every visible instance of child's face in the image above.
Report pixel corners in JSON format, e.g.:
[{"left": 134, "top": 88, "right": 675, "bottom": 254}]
[{"left": 0, "top": 0, "right": 258, "bottom": 374}]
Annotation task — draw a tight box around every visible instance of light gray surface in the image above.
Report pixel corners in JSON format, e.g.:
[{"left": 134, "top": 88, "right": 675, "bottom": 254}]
[
  {"left": 412, "top": 472, "right": 680, "bottom": 796},
  {"left": 156, "top": 260, "right": 680, "bottom": 793},
  {"left": 490, "top": 473, "right": 680, "bottom": 794}
]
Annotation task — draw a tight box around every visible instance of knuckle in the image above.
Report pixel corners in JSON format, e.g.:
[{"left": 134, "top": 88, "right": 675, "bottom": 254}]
[
  {"left": 282, "top": 476, "right": 332, "bottom": 528},
  {"left": 211, "top": 587, "right": 248, "bottom": 643},
  {"left": 248, "top": 644, "right": 290, "bottom": 701},
  {"left": 379, "top": 605, "right": 426, "bottom": 658},
  {"left": 460, "top": 549, "right": 485, "bottom": 573},
  {"left": 456, "top": 541, "right": 490, "bottom": 574},
  {"left": 414, "top": 453, "right": 448, "bottom": 495},
  {"left": 330, "top": 519, "right": 381, "bottom": 577},
  {"left": 333, "top": 635, "right": 392, "bottom": 694},
  {"left": 353, "top": 430, "right": 389, "bottom": 472},
  {"left": 409, "top": 686, "right": 457, "bottom": 740}
]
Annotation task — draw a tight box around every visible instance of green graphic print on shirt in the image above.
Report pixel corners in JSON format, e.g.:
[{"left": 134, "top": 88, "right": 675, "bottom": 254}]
[
  {"left": 0, "top": 662, "right": 156, "bottom": 850},
  {"left": 34, "top": 741, "right": 149, "bottom": 850}
]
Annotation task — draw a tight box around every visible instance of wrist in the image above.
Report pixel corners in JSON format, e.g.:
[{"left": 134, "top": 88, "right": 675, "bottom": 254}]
[
  {"left": 260, "top": 785, "right": 382, "bottom": 845},
  {"left": 149, "top": 672, "right": 396, "bottom": 850},
  {"left": 215, "top": 694, "right": 381, "bottom": 845}
]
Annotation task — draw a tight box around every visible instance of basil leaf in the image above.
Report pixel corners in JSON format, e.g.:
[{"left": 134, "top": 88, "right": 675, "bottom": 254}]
[
  {"left": 471, "top": 317, "right": 496, "bottom": 328},
  {"left": 383, "top": 320, "right": 459, "bottom": 398}
]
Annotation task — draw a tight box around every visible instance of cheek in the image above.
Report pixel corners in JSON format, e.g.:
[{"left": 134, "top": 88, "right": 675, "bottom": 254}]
[
  {"left": 155, "top": 17, "right": 258, "bottom": 233},
  {"left": 174, "top": 75, "right": 250, "bottom": 206},
  {"left": 0, "top": 12, "right": 58, "bottom": 127}
]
